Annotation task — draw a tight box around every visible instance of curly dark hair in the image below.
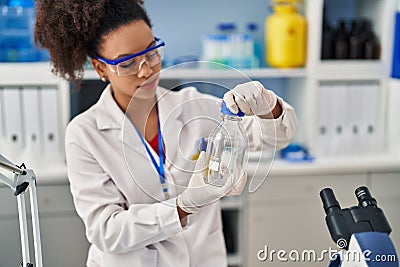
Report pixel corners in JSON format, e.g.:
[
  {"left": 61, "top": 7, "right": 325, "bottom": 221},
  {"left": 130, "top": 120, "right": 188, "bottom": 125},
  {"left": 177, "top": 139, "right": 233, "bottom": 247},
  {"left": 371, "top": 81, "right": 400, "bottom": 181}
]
[{"left": 34, "top": 0, "right": 151, "bottom": 81}]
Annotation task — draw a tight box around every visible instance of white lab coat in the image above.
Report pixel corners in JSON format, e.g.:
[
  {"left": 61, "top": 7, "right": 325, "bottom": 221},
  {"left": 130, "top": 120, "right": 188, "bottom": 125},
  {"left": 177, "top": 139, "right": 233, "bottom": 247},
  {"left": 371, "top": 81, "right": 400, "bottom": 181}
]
[{"left": 65, "top": 85, "right": 298, "bottom": 267}]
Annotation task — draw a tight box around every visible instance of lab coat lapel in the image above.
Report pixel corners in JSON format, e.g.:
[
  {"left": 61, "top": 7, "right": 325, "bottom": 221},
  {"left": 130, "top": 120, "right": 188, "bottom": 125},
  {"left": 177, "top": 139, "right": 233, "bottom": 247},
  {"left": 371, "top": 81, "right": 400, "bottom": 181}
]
[
  {"left": 96, "top": 85, "right": 167, "bottom": 201},
  {"left": 103, "top": 86, "right": 183, "bottom": 164},
  {"left": 95, "top": 85, "right": 147, "bottom": 158},
  {"left": 157, "top": 87, "right": 183, "bottom": 169},
  {"left": 119, "top": 118, "right": 166, "bottom": 202},
  {"left": 119, "top": 115, "right": 147, "bottom": 156}
]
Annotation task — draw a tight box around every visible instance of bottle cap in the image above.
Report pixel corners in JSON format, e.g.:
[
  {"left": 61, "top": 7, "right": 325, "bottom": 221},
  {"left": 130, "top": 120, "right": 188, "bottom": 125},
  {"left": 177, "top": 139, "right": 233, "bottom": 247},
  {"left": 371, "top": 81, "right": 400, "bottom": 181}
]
[
  {"left": 221, "top": 101, "right": 245, "bottom": 117},
  {"left": 247, "top": 23, "right": 258, "bottom": 32},
  {"left": 217, "top": 23, "right": 237, "bottom": 32}
]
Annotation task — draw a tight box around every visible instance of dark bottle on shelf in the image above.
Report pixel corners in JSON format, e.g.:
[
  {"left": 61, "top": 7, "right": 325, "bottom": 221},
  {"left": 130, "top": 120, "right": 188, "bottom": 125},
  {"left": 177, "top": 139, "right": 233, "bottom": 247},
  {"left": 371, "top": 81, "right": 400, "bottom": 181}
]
[
  {"left": 358, "top": 19, "right": 371, "bottom": 44},
  {"left": 321, "top": 20, "right": 334, "bottom": 59},
  {"left": 334, "top": 20, "right": 349, "bottom": 59},
  {"left": 349, "top": 20, "right": 363, "bottom": 59},
  {"left": 360, "top": 20, "right": 380, "bottom": 60},
  {"left": 364, "top": 32, "right": 380, "bottom": 59}
]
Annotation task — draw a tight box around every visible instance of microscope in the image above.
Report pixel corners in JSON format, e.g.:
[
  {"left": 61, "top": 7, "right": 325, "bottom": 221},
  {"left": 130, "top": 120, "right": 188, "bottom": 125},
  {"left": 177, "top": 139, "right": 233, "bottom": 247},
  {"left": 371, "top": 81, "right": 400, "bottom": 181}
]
[
  {"left": 320, "top": 186, "right": 398, "bottom": 267},
  {"left": 0, "top": 153, "right": 43, "bottom": 267}
]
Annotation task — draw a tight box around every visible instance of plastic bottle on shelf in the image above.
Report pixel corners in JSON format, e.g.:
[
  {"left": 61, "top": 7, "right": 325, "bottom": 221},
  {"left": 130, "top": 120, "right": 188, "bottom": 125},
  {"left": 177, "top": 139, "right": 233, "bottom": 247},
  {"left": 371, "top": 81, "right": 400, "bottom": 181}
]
[
  {"left": 202, "top": 23, "right": 237, "bottom": 68},
  {"left": 202, "top": 34, "right": 225, "bottom": 67},
  {"left": 217, "top": 22, "right": 237, "bottom": 65},
  {"left": 228, "top": 33, "right": 255, "bottom": 69},
  {"left": 7, "top": 0, "right": 33, "bottom": 7},
  {"left": 246, "top": 22, "right": 262, "bottom": 68},
  {"left": 265, "top": 0, "right": 307, "bottom": 68},
  {"left": 333, "top": 19, "right": 349, "bottom": 59},
  {"left": 204, "top": 101, "right": 248, "bottom": 187}
]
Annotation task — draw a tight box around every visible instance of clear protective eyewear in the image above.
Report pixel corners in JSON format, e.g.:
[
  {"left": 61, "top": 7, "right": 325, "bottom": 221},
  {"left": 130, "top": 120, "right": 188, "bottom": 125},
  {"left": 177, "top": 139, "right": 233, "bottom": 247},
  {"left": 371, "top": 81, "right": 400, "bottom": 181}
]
[{"left": 96, "top": 37, "right": 165, "bottom": 77}]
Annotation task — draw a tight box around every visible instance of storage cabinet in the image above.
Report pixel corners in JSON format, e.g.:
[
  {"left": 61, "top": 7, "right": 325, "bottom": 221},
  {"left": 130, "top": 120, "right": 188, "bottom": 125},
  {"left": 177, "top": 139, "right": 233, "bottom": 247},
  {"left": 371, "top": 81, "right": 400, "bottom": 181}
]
[
  {"left": 0, "top": 63, "right": 69, "bottom": 171},
  {"left": 221, "top": 197, "right": 244, "bottom": 267},
  {"left": 293, "top": 0, "right": 398, "bottom": 157},
  {"left": 245, "top": 173, "right": 368, "bottom": 267},
  {"left": 369, "top": 172, "right": 400, "bottom": 250},
  {"left": 0, "top": 185, "right": 89, "bottom": 267}
]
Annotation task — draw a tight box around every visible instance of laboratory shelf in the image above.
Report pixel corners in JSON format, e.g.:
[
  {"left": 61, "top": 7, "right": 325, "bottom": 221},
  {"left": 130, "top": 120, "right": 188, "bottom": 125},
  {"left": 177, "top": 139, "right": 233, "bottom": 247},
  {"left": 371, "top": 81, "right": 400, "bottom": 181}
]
[
  {"left": 12, "top": 153, "right": 399, "bottom": 186},
  {"left": 159, "top": 67, "right": 308, "bottom": 80},
  {"left": 313, "top": 60, "right": 389, "bottom": 80},
  {"left": 0, "top": 62, "right": 60, "bottom": 84},
  {"left": 248, "top": 154, "right": 400, "bottom": 178},
  {"left": 82, "top": 67, "right": 308, "bottom": 80}
]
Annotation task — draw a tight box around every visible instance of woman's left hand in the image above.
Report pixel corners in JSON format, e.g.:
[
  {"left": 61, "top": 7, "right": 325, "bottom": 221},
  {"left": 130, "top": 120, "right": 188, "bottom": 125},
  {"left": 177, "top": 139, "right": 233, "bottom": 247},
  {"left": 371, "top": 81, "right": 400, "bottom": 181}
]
[{"left": 223, "top": 81, "right": 278, "bottom": 116}]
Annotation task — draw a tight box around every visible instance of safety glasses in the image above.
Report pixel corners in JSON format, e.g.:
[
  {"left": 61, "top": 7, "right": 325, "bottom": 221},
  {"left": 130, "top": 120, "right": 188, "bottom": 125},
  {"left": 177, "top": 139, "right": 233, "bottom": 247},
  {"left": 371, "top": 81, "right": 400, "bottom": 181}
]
[{"left": 96, "top": 37, "right": 165, "bottom": 77}]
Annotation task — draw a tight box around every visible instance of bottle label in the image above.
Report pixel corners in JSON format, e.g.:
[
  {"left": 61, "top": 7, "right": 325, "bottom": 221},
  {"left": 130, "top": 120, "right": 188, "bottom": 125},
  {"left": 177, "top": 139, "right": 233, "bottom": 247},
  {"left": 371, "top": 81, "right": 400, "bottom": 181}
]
[
  {"left": 221, "top": 147, "right": 233, "bottom": 174},
  {"left": 209, "top": 160, "right": 220, "bottom": 171}
]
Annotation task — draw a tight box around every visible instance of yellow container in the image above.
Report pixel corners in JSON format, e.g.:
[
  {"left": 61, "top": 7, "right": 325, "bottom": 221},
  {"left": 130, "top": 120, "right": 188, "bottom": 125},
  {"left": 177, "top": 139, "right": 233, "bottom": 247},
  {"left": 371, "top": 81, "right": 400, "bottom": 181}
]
[{"left": 265, "top": 0, "right": 307, "bottom": 68}]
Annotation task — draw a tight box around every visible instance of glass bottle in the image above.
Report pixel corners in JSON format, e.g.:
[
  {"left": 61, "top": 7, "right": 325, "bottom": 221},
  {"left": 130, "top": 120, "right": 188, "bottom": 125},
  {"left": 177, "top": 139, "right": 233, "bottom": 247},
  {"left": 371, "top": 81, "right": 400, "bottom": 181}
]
[
  {"left": 364, "top": 33, "right": 380, "bottom": 60},
  {"left": 349, "top": 20, "right": 363, "bottom": 59},
  {"left": 204, "top": 101, "right": 248, "bottom": 187},
  {"left": 334, "top": 20, "right": 349, "bottom": 59},
  {"left": 362, "top": 20, "right": 380, "bottom": 60},
  {"left": 321, "top": 19, "right": 334, "bottom": 60}
]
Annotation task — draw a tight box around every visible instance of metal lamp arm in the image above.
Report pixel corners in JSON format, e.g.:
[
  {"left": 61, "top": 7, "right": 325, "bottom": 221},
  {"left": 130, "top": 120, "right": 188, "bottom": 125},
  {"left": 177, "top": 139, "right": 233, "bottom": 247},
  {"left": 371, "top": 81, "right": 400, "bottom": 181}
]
[{"left": 0, "top": 154, "right": 43, "bottom": 267}]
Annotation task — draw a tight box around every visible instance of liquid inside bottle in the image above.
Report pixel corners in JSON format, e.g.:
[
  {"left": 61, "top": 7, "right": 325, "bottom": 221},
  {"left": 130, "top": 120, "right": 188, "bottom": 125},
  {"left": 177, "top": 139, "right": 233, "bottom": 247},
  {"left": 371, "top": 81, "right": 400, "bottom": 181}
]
[{"left": 204, "top": 101, "right": 248, "bottom": 186}]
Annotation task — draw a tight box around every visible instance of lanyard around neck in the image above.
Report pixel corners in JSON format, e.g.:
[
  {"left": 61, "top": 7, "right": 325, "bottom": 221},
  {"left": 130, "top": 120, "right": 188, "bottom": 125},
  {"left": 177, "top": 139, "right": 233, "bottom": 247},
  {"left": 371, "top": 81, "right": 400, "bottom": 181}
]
[{"left": 134, "top": 111, "right": 169, "bottom": 200}]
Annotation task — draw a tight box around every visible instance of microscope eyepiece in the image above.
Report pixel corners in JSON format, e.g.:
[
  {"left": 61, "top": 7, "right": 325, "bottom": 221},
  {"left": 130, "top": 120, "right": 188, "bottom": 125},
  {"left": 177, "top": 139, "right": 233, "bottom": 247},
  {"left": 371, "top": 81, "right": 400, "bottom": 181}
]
[
  {"left": 320, "top": 188, "right": 341, "bottom": 214},
  {"left": 355, "top": 186, "right": 377, "bottom": 207}
]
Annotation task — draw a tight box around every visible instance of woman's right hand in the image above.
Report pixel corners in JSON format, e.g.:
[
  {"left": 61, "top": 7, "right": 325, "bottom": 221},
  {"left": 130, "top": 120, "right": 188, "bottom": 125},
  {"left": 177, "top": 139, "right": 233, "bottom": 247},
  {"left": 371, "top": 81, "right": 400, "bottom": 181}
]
[{"left": 177, "top": 152, "right": 247, "bottom": 214}]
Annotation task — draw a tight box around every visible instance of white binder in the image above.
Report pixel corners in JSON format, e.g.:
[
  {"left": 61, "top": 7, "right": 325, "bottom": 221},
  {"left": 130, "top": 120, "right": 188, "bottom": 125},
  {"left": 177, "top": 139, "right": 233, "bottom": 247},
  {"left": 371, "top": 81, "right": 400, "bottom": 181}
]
[
  {"left": 387, "top": 79, "right": 400, "bottom": 155},
  {"left": 2, "top": 87, "right": 24, "bottom": 163},
  {"left": 21, "top": 87, "right": 43, "bottom": 168},
  {"left": 348, "top": 83, "right": 364, "bottom": 155},
  {"left": 315, "top": 84, "right": 332, "bottom": 157},
  {"left": 361, "top": 83, "right": 381, "bottom": 154},
  {"left": 39, "top": 87, "right": 61, "bottom": 162},
  {"left": 331, "top": 83, "right": 350, "bottom": 155}
]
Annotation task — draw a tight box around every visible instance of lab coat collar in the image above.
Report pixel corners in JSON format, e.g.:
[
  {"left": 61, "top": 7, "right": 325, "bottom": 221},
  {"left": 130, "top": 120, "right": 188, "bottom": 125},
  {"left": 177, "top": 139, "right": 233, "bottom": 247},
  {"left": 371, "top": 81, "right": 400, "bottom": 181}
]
[
  {"left": 94, "top": 85, "right": 184, "bottom": 165},
  {"left": 95, "top": 85, "right": 184, "bottom": 131},
  {"left": 95, "top": 84, "right": 125, "bottom": 131}
]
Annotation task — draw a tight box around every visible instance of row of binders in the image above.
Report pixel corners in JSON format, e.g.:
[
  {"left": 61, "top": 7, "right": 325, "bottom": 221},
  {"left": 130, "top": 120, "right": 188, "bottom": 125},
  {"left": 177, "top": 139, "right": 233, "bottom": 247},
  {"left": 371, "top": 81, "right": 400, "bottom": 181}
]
[
  {"left": 315, "top": 81, "right": 384, "bottom": 157},
  {"left": 0, "top": 86, "right": 63, "bottom": 169}
]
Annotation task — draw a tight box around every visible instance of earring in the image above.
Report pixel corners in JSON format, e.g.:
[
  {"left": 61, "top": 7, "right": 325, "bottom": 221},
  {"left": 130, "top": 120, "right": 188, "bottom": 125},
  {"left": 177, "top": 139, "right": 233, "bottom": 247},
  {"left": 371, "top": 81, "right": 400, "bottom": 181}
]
[{"left": 101, "top": 76, "right": 107, "bottom": 82}]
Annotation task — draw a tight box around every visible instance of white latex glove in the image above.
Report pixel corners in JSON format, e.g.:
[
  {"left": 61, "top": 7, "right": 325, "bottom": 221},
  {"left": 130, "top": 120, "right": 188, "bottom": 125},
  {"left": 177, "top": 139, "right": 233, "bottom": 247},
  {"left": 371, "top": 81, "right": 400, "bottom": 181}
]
[
  {"left": 223, "top": 81, "right": 278, "bottom": 116},
  {"left": 177, "top": 152, "right": 247, "bottom": 214}
]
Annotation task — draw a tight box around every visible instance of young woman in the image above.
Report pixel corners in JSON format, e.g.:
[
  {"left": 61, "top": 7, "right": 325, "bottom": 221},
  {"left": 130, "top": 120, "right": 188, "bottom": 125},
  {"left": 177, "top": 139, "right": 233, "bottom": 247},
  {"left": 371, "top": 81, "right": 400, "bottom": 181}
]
[{"left": 35, "top": 0, "right": 298, "bottom": 266}]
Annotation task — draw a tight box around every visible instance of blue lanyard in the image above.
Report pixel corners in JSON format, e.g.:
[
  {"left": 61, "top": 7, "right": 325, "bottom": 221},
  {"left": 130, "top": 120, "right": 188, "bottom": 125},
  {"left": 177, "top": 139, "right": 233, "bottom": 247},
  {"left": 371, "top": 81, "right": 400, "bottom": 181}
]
[{"left": 134, "top": 112, "right": 169, "bottom": 200}]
